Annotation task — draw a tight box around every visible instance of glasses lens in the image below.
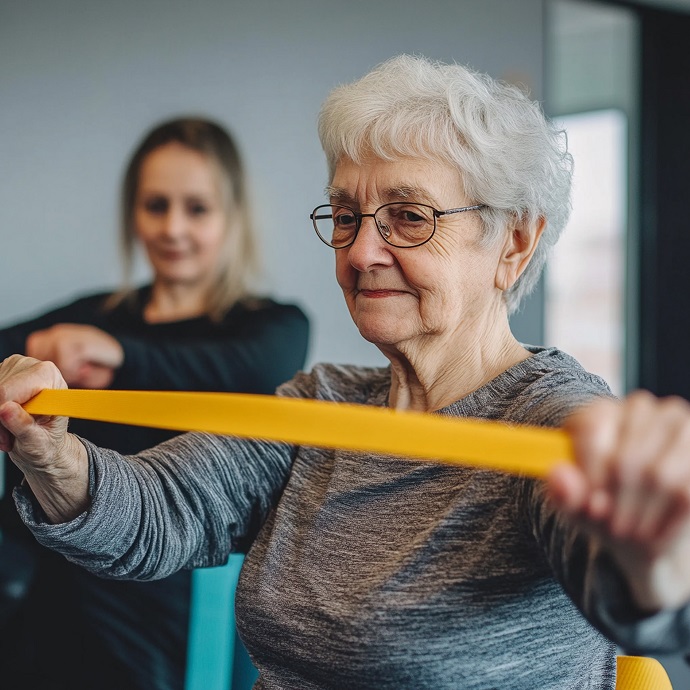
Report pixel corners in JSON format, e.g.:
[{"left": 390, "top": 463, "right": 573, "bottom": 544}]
[
  {"left": 313, "top": 205, "right": 357, "bottom": 248},
  {"left": 376, "top": 203, "right": 435, "bottom": 247}
]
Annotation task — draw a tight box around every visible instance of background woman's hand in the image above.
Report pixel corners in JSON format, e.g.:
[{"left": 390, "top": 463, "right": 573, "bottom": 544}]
[
  {"left": 26, "top": 323, "right": 124, "bottom": 389},
  {"left": 549, "top": 391, "right": 690, "bottom": 612},
  {"left": 0, "top": 354, "right": 89, "bottom": 522}
]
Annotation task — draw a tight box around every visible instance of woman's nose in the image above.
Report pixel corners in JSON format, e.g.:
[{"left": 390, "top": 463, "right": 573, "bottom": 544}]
[
  {"left": 160, "top": 207, "right": 187, "bottom": 238},
  {"left": 346, "top": 216, "right": 394, "bottom": 271}
]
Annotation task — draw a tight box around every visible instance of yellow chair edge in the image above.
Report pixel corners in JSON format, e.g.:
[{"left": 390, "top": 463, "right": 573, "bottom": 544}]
[{"left": 616, "top": 655, "right": 673, "bottom": 690}]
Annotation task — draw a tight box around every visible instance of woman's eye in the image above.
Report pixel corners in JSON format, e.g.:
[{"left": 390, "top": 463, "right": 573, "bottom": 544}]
[
  {"left": 188, "top": 203, "right": 209, "bottom": 216},
  {"left": 143, "top": 197, "right": 168, "bottom": 214},
  {"left": 335, "top": 213, "right": 356, "bottom": 227},
  {"left": 401, "top": 210, "right": 425, "bottom": 223},
  {"left": 386, "top": 205, "right": 430, "bottom": 224}
]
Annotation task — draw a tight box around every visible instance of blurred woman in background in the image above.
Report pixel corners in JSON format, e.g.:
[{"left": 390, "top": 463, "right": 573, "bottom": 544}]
[{"left": 0, "top": 117, "right": 309, "bottom": 690}]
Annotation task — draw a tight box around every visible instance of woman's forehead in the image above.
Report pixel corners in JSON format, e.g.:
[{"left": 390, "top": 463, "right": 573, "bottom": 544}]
[
  {"left": 326, "top": 184, "right": 434, "bottom": 205},
  {"left": 330, "top": 156, "right": 465, "bottom": 205}
]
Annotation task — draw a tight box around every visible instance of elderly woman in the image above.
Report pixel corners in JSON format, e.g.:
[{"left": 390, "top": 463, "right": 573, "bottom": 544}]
[{"left": 2, "top": 55, "right": 690, "bottom": 689}]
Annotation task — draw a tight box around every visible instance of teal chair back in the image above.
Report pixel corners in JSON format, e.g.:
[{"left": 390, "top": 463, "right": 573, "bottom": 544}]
[
  {"left": 188, "top": 569, "right": 678, "bottom": 690},
  {"left": 185, "top": 554, "right": 258, "bottom": 690}
]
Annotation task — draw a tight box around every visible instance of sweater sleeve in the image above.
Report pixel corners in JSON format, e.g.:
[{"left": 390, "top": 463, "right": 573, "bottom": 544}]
[
  {"left": 523, "top": 479, "right": 690, "bottom": 654},
  {"left": 112, "top": 303, "right": 310, "bottom": 393},
  {"left": 510, "top": 364, "right": 690, "bottom": 654},
  {"left": 13, "top": 431, "right": 296, "bottom": 581},
  {"left": 10, "top": 366, "right": 320, "bottom": 581}
]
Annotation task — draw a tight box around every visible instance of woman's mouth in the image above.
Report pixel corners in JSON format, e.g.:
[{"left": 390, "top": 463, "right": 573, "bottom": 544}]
[
  {"left": 158, "top": 250, "right": 187, "bottom": 261},
  {"left": 358, "top": 289, "right": 406, "bottom": 298}
]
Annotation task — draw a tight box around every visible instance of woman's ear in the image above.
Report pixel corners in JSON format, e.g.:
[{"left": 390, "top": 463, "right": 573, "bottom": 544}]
[{"left": 495, "top": 215, "right": 546, "bottom": 292}]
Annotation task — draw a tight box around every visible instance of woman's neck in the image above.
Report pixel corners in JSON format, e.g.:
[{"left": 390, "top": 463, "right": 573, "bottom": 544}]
[
  {"left": 144, "top": 282, "right": 209, "bottom": 323},
  {"left": 384, "top": 309, "right": 530, "bottom": 413}
]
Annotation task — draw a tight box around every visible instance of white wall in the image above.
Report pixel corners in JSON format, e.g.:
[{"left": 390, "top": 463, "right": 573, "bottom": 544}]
[{"left": 0, "top": 0, "right": 545, "bottom": 368}]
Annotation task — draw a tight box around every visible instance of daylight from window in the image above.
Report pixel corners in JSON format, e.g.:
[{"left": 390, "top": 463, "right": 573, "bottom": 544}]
[{"left": 545, "top": 109, "right": 626, "bottom": 395}]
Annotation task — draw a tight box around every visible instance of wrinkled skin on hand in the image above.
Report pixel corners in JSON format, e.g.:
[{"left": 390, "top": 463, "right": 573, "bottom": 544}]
[
  {"left": 0, "top": 354, "right": 89, "bottom": 522},
  {"left": 549, "top": 391, "right": 690, "bottom": 612}
]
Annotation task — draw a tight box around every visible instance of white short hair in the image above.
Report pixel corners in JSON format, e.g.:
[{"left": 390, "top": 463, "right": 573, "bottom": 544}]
[{"left": 317, "top": 54, "right": 573, "bottom": 313}]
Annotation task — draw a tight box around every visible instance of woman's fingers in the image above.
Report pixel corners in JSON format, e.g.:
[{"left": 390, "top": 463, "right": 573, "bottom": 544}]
[
  {"left": 606, "top": 392, "right": 667, "bottom": 537},
  {"left": 26, "top": 324, "right": 124, "bottom": 382},
  {"left": 26, "top": 328, "right": 83, "bottom": 382},
  {"left": 546, "top": 462, "right": 589, "bottom": 513},
  {"left": 550, "top": 392, "right": 690, "bottom": 610},
  {"left": 0, "top": 355, "right": 70, "bottom": 467},
  {"left": 560, "top": 392, "right": 690, "bottom": 534},
  {"left": 633, "top": 414, "right": 690, "bottom": 545},
  {"left": 0, "top": 355, "right": 87, "bottom": 523},
  {"left": 0, "top": 399, "right": 38, "bottom": 436},
  {"left": 611, "top": 394, "right": 690, "bottom": 541},
  {"left": 73, "top": 363, "right": 115, "bottom": 389},
  {"left": 562, "top": 396, "right": 622, "bottom": 522},
  {"left": 0, "top": 410, "right": 14, "bottom": 452},
  {"left": 0, "top": 400, "right": 51, "bottom": 460},
  {"left": 0, "top": 355, "right": 67, "bottom": 402},
  {"left": 555, "top": 393, "right": 690, "bottom": 536},
  {"left": 553, "top": 393, "right": 690, "bottom": 586}
]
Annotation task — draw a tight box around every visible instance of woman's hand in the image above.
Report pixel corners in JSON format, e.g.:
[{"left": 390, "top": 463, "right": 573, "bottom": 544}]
[
  {"left": 548, "top": 391, "right": 690, "bottom": 612},
  {"left": 26, "top": 323, "right": 124, "bottom": 389},
  {"left": 0, "top": 354, "right": 89, "bottom": 523}
]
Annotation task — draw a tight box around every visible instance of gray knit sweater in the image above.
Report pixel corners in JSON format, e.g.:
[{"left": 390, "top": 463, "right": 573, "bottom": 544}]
[{"left": 15, "top": 347, "right": 690, "bottom": 689}]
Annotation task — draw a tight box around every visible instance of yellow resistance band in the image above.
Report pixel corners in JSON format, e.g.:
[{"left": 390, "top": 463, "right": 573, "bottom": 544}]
[{"left": 23, "top": 389, "right": 573, "bottom": 479}]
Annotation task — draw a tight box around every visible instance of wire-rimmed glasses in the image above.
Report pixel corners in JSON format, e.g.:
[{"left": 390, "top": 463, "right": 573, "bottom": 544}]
[{"left": 310, "top": 201, "right": 486, "bottom": 249}]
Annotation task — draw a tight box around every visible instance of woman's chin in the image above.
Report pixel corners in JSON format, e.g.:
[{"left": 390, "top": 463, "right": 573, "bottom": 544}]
[
  {"left": 349, "top": 297, "right": 417, "bottom": 348},
  {"left": 355, "top": 319, "right": 407, "bottom": 348}
]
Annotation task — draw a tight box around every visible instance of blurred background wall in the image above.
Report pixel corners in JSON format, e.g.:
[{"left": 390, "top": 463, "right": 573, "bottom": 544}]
[{"left": 0, "top": 0, "right": 546, "bottom": 369}]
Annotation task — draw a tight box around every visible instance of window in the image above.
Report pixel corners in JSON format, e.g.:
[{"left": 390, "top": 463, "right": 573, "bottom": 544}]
[
  {"left": 545, "top": 110, "right": 626, "bottom": 394},
  {"left": 545, "top": 0, "right": 638, "bottom": 396}
]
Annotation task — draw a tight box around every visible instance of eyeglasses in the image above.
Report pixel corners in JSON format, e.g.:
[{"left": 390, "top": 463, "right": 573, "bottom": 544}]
[{"left": 310, "top": 202, "right": 486, "bottom": 249}]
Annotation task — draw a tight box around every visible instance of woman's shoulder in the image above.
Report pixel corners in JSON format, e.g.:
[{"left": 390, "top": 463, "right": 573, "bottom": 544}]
[
  {"left": 448, "top": 346, "right": 613, "bottom": 428},
  {"left": 501, "top": 345, "right": 614, "bottom": 427},
  {"left": 37, "top": 288, "right": 112, "bottom": 309},
  {"left": 224, "top": 296, "right": 309, "bottom": 324},
  {"left": 520, "top": 345, "right": 612, "bottom": 392},
  {"left": 277, "top": 362, "right": 390, "bottom": 405},
  {"left": 26, "top": 289, "right": 117, "bottom": 322}
]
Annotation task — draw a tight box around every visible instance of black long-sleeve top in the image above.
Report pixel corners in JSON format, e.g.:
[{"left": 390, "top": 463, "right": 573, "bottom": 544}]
[
  {"left": 0, "top": 287, "right": 309, "bottom": 690},
  {"left": 0, "top": 286, "right": 310, "bottom": 504}
]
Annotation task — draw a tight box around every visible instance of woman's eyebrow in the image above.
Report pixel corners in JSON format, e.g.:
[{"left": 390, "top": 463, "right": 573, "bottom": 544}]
[
  {"left": 324, "top": 186, "right": 355, "bottom": 203},
  {"left": 384, "top": 186, "right": 431, "bottom": 202},
  {"left": 325, "top": 185, "right": 434, "bottom": 204}
]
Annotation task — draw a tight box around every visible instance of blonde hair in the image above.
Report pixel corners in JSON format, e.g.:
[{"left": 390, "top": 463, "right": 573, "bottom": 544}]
[{"left": 109, "top": 117, "right": 259, "bottom": 320}]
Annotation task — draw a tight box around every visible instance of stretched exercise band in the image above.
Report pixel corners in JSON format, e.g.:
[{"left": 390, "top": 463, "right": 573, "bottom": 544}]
[{"left": 23, "top": 389, "right": 573, "bottom": 478}]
